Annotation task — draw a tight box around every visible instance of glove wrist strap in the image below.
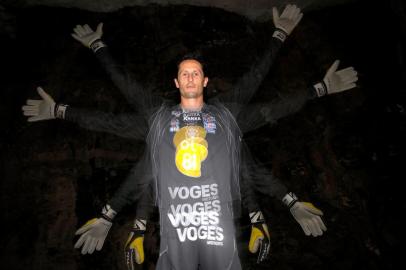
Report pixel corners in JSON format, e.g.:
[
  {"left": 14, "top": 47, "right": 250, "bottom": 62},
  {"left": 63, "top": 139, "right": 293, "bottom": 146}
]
[
  {"left": 54, "top": 104, "right": 68, "bottom": 119},
  {"left": 313, "top": 81, "right": 328, "bottom": 97},
  {"left": 133, "top": 218, "right": 147, "bottom": 231},
  {"left": 272, "top": 28, "right": 288, "bottom": 42},
  {"left": 101, "top": 204, "right": 117, "bottom": 222},
  {"left": 90, "top": 39, "right": 106, "bottom": 53},
  {"left": 249, "top": 211, "right": 265, "bottom": 224},
  {"left": 282, "top": 192, "right": 299, "bottom": 208}
]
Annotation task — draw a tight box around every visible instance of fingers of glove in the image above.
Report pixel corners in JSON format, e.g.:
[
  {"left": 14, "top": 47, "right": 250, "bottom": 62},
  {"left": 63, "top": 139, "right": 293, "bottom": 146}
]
[
  {"left": 338, "top": 71, "right": 358, "bottom": 84},
  {"left": 36, "top": 87, "right": 54, "bottom": 103},
  {"left": 302, "top": 202, "right": 324, "bottom": 216},
  {"left": 74, "top": 25, "right": 87, "bottom": 36},
  {"left": 280, "top": 4, "right": 292, "bottom": 18},
  {"left": 26, "top": 99, "right": 42, "bottom": 106},
  {"left": 290, "top": 5, "right": 301, "bottom": 20},
  {"left": 272, "top": 7, "right": 279, "bottom": 25},
  {"left": 308, "top": 219, "right": 323, "bottom": 237},
  {"left": 96, "top": 22, "right": 103, "bottom": 35},
  {"left": 314, "top": 215, "right": 327, "bottom": 232},
  {"left": 135, "top": 248, "right": 141, "bottom": 265},
  {"left": 96, "top": 237, "right": 105, "bottom": 251},
  {"left": 71, "top": 33, "right": 83, "bottom": 43},
  {"left": 132, "top": 237, "right": 144, "bottom": 264},
  {"left": 81, "top": 236, "right": 93, "bottom": 255},
  {"left": 28, "top": 115, "right": 46, "bottom": 122},
  {"left": 338, "top": 83, "right": 357, "bottom": 92},
  {"left": 294, "top": 13, "right": 303, "bottom": 27},
  {"left": 326, "top": 60, "right": 340, "bottom": 78},
  {"left": 87, "top": 238, "right": 98, "bottom": 254},
  {"left": 83, "top": 24, "right": 93, "bottom": 34},
  {"left": 288, "top": 5, "right": 298, "bottom": 20},
  {"left": 23, "top": 110, "right": 39, "bottom": 116},
  {"left": 249, "top": 227, "right": 264, "bottom": 253},
  {"left": 75, "top": 218, "right": 98, "bottom": 235},
  {"left": 337, "top": 67, "right": 357, "bottom": 80},
  {"left": 298, "top": 220, "right": 312, "bottom": 236},
  {"left": 74, "top": 230, "right": 91, "bottom": 249}
]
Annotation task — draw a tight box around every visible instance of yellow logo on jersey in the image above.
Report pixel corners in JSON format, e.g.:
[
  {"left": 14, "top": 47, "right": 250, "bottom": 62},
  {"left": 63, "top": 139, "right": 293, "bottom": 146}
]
[{"left": 173, "top": 126, "right": 208, "bottom": 178}]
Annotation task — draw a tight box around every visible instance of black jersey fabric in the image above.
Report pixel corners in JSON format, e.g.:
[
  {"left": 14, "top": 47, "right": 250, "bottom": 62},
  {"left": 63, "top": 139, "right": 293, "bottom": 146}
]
[{"left": 64, "top": 33, "right": 317, "bottom": 218}]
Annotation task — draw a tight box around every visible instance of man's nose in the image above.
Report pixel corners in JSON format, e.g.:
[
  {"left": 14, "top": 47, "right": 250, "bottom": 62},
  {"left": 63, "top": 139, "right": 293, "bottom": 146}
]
[{"left": 188, "top": 74, "right": 194, "bottom": 82}]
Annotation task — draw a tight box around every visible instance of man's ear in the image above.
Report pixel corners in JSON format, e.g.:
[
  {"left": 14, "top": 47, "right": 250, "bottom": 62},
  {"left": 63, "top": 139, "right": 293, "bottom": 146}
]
[
  {"left": 204, "top": 77, "right": 208, "bottom": 87},
  {"left": 174, "top": 78, "right": 180, "bottom": 88}
]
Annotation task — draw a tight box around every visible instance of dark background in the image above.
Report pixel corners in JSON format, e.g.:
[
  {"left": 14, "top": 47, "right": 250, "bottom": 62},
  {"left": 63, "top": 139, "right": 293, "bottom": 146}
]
[{"left": 1, "top": 0, "right": 405, "bottom": 269}]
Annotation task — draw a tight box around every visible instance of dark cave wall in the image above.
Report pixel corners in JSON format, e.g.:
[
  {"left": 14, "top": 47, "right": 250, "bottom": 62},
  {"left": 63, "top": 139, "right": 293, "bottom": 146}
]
[{"left": 1, "top": 0, "right": 405, "bottom": 269}]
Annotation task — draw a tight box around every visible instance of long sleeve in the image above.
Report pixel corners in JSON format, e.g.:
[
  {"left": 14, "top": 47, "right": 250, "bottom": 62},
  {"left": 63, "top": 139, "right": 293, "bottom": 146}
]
[
  {"left": 237, "top": 86, "right": 317, "bottom": 133},
  {"left": 65, "top": 107, "right": 148, "bottom": 140},
  {"left": 217, "top": 36, "right": 284, "bottom": 116},
  {"left": 241, "top": 142, "right": 288, "bottom": 204},
  {"left": 94, "top": 47, "right": 163, "bottom": 114},
  {"left": 108, "top": 154, "right": 155, "bottom": 214}
]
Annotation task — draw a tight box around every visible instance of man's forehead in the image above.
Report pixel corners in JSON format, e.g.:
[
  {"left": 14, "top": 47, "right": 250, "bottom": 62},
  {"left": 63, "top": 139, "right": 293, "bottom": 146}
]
[{"left": 178, "top": 59, "right": 203, "bottom": 72}]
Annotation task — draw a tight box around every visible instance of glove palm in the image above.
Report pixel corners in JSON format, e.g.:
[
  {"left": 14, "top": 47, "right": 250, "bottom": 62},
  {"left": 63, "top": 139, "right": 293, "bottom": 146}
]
[
  {"left": 22, "top": 87, "right": 56, "bottom": 122},
  {"left": 74, "top": 205, "right": 116, "bottom": 254},
  {"left": 272, "top": 4, "right": 303, "bottom": 35},
  {"left": 72, "top": 23, "right": 103, "bottom": 48}
]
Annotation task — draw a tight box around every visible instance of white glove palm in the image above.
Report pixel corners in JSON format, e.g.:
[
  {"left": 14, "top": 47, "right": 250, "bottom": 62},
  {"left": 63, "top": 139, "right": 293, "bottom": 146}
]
[
  {"left": 324, "top": 60, "right": 358, "bottom": 94},
  {"left": 313, "top": 60, "right": 358, "bottom": 97},
  {"left": 22, "top": 87, "right": 56, "bottom": 122},
  {"left": 272, "top": 4, "right": 303, "bottom": 35},
  {"left": 74, "top": 205, "right": 116, "bottom": 255},
  {"left": 290, "top": 202, "right": 327, "bottom": 237},
  {"left": 283, "top": 193, "right": 327, "bottom": 237},
  {"left": 71, "top": 23, "right": 103, "bottom": 48},
  {"left": 74, "top": 217, "right": 112, "bottom": 254}
]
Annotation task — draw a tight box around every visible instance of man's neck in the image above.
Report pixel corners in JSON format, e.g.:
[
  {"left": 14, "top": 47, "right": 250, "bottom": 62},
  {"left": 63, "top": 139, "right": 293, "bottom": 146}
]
[{"left": 180, "top": 97, "right": 204, "bottom": 111}]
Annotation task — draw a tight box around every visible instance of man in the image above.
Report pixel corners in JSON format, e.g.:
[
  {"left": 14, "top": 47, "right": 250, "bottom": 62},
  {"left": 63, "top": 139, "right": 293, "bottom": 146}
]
[{"left": 22, "top": 4, "right": 357, "bottom": 269}]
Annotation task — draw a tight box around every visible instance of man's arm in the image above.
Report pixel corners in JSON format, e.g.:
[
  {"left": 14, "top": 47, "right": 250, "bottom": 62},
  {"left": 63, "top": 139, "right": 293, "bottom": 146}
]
[
  {"left": 217, "top": 4, "right": 303, "bottom": 114},
  {"left": 22, "top": 87, "right": 148, "bottom": 140},
  {"left": 74, "top": 157, "right": 155, "bottom": 255},
  {"left": 242, "top": 143, "right": 327, "bottom": 237},
  {"left": 238, "top": 60, "right": 359, "bottom": 133},
  {"left": 72, "top": 23, "right": 162, "bottom": 114}
]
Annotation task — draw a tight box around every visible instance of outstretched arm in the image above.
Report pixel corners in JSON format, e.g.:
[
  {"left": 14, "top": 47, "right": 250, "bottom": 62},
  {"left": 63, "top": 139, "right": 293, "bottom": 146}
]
[
  {"left": 217, "top": 4, "right": 303, "bottom": 114},
  {"left": 74, "top": 155, "right": 155, "bottom": 255},
  {"left": 22, "top": 87, "right": 148, "bottom": 140},
  {"left": 238, "top": 60, "right": 359, "bottom": 133},
  {"left": 72, "top": 23, "right": 162, "bottom": 114},
  {"left": 241, "top": 143, "right": 326, "bottom": 237}
]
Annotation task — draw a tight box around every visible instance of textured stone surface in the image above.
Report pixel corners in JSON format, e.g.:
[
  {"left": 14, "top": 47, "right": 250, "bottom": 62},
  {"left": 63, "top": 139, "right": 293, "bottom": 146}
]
[{"left": 6, "top": 0, "right": 356, "bottom": 21}]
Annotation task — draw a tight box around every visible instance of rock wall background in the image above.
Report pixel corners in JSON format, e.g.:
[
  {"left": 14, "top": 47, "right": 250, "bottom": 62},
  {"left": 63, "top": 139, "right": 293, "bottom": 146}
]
[{"left": 1, "top": 0, "right": 405, "bottom": 269}]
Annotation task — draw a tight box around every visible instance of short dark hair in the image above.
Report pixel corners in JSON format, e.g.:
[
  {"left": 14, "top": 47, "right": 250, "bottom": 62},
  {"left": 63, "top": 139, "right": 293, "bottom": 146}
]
[{"left": 176, "top": 51, "right": 206, "bottom": 74}]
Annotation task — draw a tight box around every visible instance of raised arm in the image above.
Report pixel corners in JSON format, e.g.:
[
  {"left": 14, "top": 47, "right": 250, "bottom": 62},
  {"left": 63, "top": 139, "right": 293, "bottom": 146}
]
[
  {"left": 217, "top": 4, "right": 303, "bottom": 113},
  {"left": 238, "top": 60, "right": 359, "bottom": 133},
  {"left": 71, "top": 23, "right": 162, "bottom": 114},
  {"left": 22, "top": 87, "right": 148, "bottom": 140}
]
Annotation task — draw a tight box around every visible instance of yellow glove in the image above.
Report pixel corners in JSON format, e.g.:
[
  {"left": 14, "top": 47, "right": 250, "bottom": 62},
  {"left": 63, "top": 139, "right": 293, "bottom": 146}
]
[
  {"left": 248, "top": 211, "right": 271, "bottom": 263},
  {"left": 125, "top": 218, "right": 146, "bottom": 269}
]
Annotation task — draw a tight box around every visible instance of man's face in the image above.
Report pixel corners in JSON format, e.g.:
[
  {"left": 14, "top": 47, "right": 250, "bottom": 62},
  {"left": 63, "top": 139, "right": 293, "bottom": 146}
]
[{"left": 174, "top": 59, "right": 208, "bottom": 99}]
